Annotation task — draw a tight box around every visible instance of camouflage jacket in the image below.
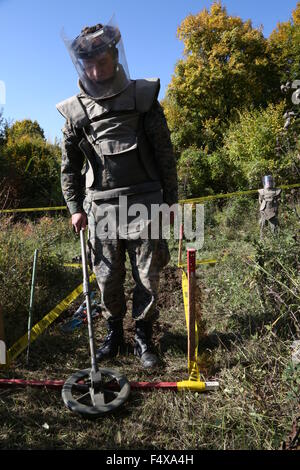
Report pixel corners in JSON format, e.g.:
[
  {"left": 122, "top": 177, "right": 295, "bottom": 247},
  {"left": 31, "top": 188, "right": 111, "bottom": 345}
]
[
  {"left": 60, "top": 99, "right": 178, "bottom": 215},
  {"left": 258, "top": 188, "right": 281, "bottom": 220}
]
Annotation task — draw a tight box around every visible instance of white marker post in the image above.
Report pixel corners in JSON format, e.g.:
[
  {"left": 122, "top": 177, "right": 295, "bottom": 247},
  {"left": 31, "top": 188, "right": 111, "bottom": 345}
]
[{"left": 27, "top": 249, "right": 39, "bottom": 366}]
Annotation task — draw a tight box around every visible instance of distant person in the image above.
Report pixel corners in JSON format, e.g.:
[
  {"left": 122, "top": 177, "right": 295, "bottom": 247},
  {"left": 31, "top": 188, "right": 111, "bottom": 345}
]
[
  {"left": 56, "top": 19, "right": 178, "bottom": 368},
  {"left": 258, "top": 175, "right": 281, "bottom": 238}
]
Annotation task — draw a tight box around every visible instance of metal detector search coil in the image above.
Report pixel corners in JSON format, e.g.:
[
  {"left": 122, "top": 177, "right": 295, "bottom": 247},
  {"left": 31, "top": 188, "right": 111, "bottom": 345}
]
[
  {"left": 61, "top": 229, "right": 130, "bottom": 418},
  {"left": 62, "top": 368, "right": 130, "bottom": 418}
]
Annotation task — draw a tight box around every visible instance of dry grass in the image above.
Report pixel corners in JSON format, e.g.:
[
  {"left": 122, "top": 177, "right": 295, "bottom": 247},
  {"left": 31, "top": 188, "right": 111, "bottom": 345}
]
[{"left": 0, "top": 203, "right": 299, "bottom": 450}]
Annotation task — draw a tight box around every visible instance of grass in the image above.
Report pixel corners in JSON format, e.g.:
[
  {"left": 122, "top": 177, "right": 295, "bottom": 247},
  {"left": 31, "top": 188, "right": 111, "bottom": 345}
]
[{"left": 0, "top": 194, "right": 299, "bottom": 450}]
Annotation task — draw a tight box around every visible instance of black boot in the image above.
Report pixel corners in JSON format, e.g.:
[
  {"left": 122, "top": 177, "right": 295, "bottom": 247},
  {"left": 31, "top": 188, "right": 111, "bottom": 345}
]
[
  {"left": 96, "top": 318, "right": 124, "bottom": 361},
  {"left": 134, "top": 320, "right": 159, "bottom": 368}
]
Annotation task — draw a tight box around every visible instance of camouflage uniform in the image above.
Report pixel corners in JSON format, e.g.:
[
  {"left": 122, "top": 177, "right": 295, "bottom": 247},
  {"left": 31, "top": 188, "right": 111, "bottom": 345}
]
[
  {"left": 60, "top": 93, "right": 178, "bottom": 322},
  {"left": 258, "top": 188, "right": 281, "bottom": 238}
]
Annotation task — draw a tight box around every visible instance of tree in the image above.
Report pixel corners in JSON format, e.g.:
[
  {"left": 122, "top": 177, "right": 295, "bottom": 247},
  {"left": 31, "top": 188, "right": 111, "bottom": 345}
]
[
  {"left": 6, "top": 119, "right": 45, "bottom": 142},
  {"left": 177, "top": 146, "right": 210, "bottom": 198},
  {"left": 268, "top": 2, "right": 300, "bottom": 83},
  {"left": 0, "top": 109, "right": 7, "bottom": 145},
  {"left": 222, "top": 101, "right": 299, "bottom": 188},
  {"left": 2, "top": 119, "right": 62, "bottom": 207},
  {"left": 163, "top": 1, "right": 281, "bottom": 155}
]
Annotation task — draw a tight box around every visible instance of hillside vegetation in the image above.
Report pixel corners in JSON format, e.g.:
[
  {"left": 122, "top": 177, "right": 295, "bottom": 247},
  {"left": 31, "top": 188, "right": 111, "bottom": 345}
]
[
  {"left": 0, "top": 0, "right": 299, "bottom": 451},
  {"left": 0, "top": 193, "right": 299, "bottom": 450}
]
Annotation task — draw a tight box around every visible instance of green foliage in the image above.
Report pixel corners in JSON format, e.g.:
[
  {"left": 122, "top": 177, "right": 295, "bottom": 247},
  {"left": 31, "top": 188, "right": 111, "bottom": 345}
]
[
  {"left": 177, "top": 146, "right": 237, "bottom": 198},
  {"left": 214, "top": 195, "right": 258, "bottom": 232},
  {"left": 268, "top": 2, "right": 300, "bottom": 83},
  {"left": 175, "top": 100, "right": 299, "bottom": 199},
  {"left": 163, "top": 1, "right": 300, "bottom": 199},
  {"left": 251, "top": 232, "right": 300, "bottom": 338},
  {"left": 206, "top": 148, "right": 237, "bottom": 193},
  {"left": 177, "top": 146, "right": 210, "bottom": 197},
  {"left": 0, "top": 215, "right": 80, "bottom": 346},
  {"left": 164, "top": 1, "right": 281, "bottom": 155},
  {"left": 0, "top": 109, "right": 6, "bottom": 144},
  {"left": 0, "top": 119, "right": 62, "bottom": 208},
  {"left": 6, "top": 119, "right": 45, "bottom": 142},
  {"left": 0, "top": 194, "right": 299, "bottom": 450},
  {"left": 282, "top": 363, "right": 300, "bottom": 401},
  {"left": 222, "top": 101, "right": 299, "bottom": 188}
]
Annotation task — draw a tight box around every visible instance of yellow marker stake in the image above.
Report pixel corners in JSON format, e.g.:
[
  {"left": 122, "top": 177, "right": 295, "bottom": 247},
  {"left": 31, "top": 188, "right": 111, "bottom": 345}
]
[
  {"left": 177, "top": 380, "right": 219, "bottom": 391},
  {"left": 182, "top": 268, "right": 200, "bottom": 381},
  {"left": 0, "top": 273, "right": 96, "bottom": 368}
]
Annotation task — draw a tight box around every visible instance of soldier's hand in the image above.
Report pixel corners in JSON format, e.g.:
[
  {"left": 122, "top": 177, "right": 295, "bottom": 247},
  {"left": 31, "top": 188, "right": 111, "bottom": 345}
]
[{"left": 72, "top": 212, "right": 87, "bottom": 233}]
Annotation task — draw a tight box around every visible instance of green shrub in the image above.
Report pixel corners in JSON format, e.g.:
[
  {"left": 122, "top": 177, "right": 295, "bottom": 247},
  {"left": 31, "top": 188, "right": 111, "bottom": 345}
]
[
  {"left": 1, "top": 119, "right": 62, "bottom": 209},
  {"left": 223, "top": 101, "right": 299, "bottom": 188},
  {"left": 250, "top": 231, "right": 300, "bottom": 338},
  {"left": 0, "top": 215, "right": 80, "bottom": 346}
]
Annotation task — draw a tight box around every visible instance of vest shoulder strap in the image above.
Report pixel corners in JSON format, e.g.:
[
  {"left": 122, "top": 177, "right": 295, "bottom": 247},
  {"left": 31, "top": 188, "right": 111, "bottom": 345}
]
[
  {"left": 260, "top": 188, "right": 282, "bottom": 198},
  {"left": 56, "top": 95, "right": 90, "bottom": 128},
  {"left": 56, "top": 78, "right": 160, "bottom": 126},
  {"left": 135, "top": 78, "right": 160, "bottom": 113}
]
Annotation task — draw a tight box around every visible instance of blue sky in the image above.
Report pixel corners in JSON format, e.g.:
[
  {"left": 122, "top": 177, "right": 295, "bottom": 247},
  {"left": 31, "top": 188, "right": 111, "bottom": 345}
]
[{"left": 0, "top": 0, "right": 298, "bottom": 142}]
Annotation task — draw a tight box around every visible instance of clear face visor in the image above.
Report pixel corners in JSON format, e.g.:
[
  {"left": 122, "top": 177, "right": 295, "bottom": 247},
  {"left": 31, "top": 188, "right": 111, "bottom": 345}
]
[
  {"left": 262, "top": 175, "right": 274, "bottom": 189},
  {"left": 62, "top": 16, "right": 130, "bottom": 99}
]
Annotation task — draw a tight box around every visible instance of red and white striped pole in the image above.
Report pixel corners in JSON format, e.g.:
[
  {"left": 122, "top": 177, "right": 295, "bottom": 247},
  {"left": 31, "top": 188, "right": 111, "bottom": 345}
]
[{"left": 0, "top": 378, "right": 218, "bottom": 392}]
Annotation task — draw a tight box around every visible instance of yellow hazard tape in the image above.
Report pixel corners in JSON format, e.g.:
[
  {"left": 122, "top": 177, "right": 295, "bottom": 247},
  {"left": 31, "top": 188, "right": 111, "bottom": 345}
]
[
  {"left": 179, "top": 189, "right": 258, "bottom": 205},
  {"left": 1, "top": 183, "right": 298, "bottom": 214},
  {"left": 179, "top": 183, "right": 300, "bottom": 205},
  {"left": 0, "top": 273, "right": 96, "bottom": 368},
  {"left": 0, "top": 206, "right": 67, "bottom": 214},
  {"left": 63, "top": 263, "right": 82, "bottom": 269},
  {"left": 178, "top": 259, "right": 218, "bottom": 269},
  {"left": 181, "top": 270, "right": 200, "bottom": 381},
  {"left": 178, "top": 249, "right": 232, "bottom": 269}
]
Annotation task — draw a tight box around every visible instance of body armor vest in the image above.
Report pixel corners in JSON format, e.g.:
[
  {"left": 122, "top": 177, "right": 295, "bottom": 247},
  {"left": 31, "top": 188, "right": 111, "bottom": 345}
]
[
  {"left": 56, "top": 79, "right": 162, "bottom": 200},
  {"left": 259, "top": 188, "right": 281, "bottom": 220}
]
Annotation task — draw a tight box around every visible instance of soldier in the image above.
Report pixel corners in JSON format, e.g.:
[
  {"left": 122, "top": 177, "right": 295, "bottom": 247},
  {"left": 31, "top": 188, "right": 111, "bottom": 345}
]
[
  {"left": 258, "top": 175, "right": 281, "bottom": 238},
  {"left": 56, "top": 19, "right": 178, "bottom": 368}
]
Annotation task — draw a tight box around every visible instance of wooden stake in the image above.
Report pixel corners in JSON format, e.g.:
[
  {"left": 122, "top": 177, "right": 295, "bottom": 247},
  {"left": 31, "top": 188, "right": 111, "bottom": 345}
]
[{"left": 187, "top": 248, "right": 196, "bottom": 365}]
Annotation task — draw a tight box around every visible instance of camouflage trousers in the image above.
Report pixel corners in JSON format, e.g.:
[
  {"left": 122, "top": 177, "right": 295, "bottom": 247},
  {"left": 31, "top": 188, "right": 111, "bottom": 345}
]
[
  {"left": 84, "top": 193, "right": 170, "bottom": 322},
  {"left": 260, "top": 215, "right": 279, "bottom": 238}
]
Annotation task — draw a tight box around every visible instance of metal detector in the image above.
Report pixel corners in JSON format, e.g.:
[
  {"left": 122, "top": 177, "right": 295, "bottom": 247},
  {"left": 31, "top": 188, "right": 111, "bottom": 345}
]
[{"left": 62, "top": 229, "right": 130, "bottom": 418}]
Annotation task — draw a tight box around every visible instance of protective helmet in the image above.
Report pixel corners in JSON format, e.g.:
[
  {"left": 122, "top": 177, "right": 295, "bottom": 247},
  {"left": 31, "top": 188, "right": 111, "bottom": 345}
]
[
  {"left": 62, "top": 16, "right": 130, "bottom": 99},
  {"left": 72, "top": 24, "right": 121, "bottom": 59},
  {"left": 262, "top": 175, "right": 274, "bottom": 189}
]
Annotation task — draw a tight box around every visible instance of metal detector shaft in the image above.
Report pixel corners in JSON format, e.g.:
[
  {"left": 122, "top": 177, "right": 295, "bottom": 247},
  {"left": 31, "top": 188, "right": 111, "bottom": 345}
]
[{"left": 80, "top": 229, "right": 98, "bottom": 374}]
